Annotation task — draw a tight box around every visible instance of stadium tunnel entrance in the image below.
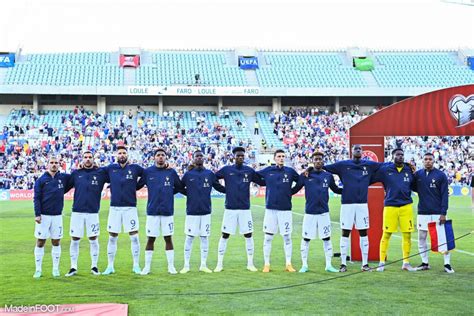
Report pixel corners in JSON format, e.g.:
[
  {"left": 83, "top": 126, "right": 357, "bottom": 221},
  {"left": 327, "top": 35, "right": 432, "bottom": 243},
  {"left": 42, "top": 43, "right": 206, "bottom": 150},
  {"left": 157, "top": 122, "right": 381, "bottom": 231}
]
[{"left": 349, "top": 84, "right": 474, "bottom": 261}]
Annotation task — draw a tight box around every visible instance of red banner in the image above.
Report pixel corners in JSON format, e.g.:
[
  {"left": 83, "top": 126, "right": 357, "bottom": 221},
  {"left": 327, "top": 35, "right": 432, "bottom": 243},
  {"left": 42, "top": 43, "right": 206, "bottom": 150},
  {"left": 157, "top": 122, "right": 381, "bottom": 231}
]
[
  {"left": 119, "top": 55, "right": 140, "bottom": 67},
  {"left": 349, "top": 85, "right": 474, "bottom": 262},
  {"left": 349, "top": 137, "right": 385, "bottom": 261}
]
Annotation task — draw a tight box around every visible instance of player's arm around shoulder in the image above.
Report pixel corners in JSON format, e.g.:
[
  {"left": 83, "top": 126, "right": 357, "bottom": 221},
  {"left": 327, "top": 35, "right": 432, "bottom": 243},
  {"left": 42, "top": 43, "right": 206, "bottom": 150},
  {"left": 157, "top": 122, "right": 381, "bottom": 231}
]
[
  {"left": 290, "top": 167, "right": 299, "bottom": 182},
  {"left": 291, "top": 173, "right": 305, "bottom": 195},
  {"left": 211, "top": 171, "right": 226, "bottom": 193},
  {"left": 370, "top": 163, "right": 387, "bottom": 184},
  {"left": 63, "top": 172, "right": 74, "bottom": 193},
  {"left": 67, "top": 170, "right": 76, "bottom": 189},
  {"left": 254, "top": 166, "right": 269, "bottom": 185},
  {"left": 215, "top": 166, "right": 226, "bottom": 179},
  {"left": 329, "top": 174, "right": 343, "bottom": 194},
  {"left": 134, "top": 164, "right": 145, "bottom": 177},
  {"left": 172, "top": 169, "right": 185, "bottom": 194},
  {"left": 411, "top": 170, "right": 420, "bottom": 192},
  {"left": 178, "top": 172, "right": 188, "bottom": 195},
  {"left": 323, "top": 160, "right": 341, "bottom": 174},
  {"left": 136, "top": 168, "right": 147, "bottom": 190},
  {"left": 252, "top": 168, "right": 266, "bottom": 186}
]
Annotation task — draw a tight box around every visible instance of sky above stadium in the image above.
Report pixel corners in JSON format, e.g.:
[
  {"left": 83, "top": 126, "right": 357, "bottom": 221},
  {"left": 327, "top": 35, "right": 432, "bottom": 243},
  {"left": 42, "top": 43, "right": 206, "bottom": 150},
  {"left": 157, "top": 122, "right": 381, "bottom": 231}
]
[{"left": 1, "top": 0, "right": 473, "bottom": 53}]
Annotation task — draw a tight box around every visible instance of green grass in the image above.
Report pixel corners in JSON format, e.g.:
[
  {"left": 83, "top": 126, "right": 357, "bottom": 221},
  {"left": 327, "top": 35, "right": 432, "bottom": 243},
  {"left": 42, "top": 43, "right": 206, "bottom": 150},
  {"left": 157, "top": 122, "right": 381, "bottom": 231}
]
[{"left": 0, "top": 196, "right": 472, "bottom": 315}]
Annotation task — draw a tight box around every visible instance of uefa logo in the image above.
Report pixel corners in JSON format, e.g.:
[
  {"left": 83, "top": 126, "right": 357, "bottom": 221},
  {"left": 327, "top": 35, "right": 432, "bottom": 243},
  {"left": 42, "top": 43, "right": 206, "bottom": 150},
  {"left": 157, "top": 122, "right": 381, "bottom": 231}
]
[
  {"left": 448, "top": 94, "right": 473, "bottom": 127},
  {"left": 362, "top": 150, "right": 378, "bottom": 162}
]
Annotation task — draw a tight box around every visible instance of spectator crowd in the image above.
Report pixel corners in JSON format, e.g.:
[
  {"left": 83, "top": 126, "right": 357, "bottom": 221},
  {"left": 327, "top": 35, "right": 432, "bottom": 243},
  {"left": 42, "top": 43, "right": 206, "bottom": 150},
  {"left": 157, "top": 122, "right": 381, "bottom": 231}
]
[{"left": 0, "top": 106, "right": 471, "bottom": 190}]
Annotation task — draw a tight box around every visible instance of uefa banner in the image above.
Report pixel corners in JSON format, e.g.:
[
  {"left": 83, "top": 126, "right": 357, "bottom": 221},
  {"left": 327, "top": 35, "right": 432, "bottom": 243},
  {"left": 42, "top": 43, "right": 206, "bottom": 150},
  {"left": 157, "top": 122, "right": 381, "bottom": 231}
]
[
  {"left": 239, "top": 56, "right": 259, "bottom": 69},
  {"left": 0, "top": 53, "right": 15, "bottom": 67}
]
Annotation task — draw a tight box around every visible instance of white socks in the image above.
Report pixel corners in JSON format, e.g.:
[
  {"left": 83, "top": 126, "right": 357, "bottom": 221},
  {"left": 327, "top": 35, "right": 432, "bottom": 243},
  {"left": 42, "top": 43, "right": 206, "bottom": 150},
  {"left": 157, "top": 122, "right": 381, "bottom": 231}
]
[
  {"left": 200, "top": 236, "right": 209, "bottom": 268},
  {"left": 184, "top": 236, "right": 194, "bottom": 268},
  {"left": 418, "top": 231, "right": 450, "bottom": 266},
  {"left": 246, "top": 237, "right": 255, "bottom": 266},
  {"left": 283, "top": 234, "right": 293, "bottom": 265},
  {"left": 300, "top": 239, "right": 334, "bottom": 269},
  {"left": 130, "top": 234, "right": 140, "bottom": 267},
  {"left": 89, "top": 239, "right": 99, "bottom": 268},
  {"left": 144, "top": 250, "right": 153, "bottom": 270},
  {"left": 263, "top": 234, "right": 274, "bottom": 265},
  {"left": 300, "top": 239, "right": 310, "bottom": 267},
  {"left": 216, "top": 236, "right": 255, "bottom": 268},
  {"left": 70, "top": 240, "right": 80, "bottom": 270},
  {"left": 339, "top": 236, "right": 367, "bottom": 266},
  {"left": 69, "top": 239, "right": 99, "bottom": 270},
  {"left": 418, "top": 230, "right": 429, "bottom": 264},
  {"left": 360, "top": 236, "right": 369, "bottom": 266},
  {"left": 323, "top": 239, "right": 334, "bottom": 268},
  {"left": 166, "top": 249, "right": 174, "bottom": 269},
  {"left": 217, "top": 237, "right": 228, "bottom": 267},
  {"left": 107, "top": 235, "right": 141, "bottom": 270},
  {"left": 444, "top": 252, "right": 451, "bottom": 265},
  {"left": 340, "top": 236, "right": 349, "bottom": 265},
  {"left": 143, "top": 250, "right": 174, "bottom": 271},
  {"left": 51, "top": 245, "right": 61, "bottom": 271},
  {"left": 34, "top": 246, "right": 44, "bottom": 272},
  {"left": 107, "top": 236, "right": 118, "bottom": 268}
]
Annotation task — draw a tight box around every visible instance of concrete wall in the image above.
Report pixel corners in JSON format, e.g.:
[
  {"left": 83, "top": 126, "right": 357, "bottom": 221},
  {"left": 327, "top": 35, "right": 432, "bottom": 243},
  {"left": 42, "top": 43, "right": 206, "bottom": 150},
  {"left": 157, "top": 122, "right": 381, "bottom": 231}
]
[
  {"left": 41, "top": 104, "right": 97, "bottom": 112},
  {"left": 225, "top": 105, "right": 272, "bottom": 116},
  {"left": 0, "top": 94, "right": 413, "bottom": 117},
  {"left": 0, "top": 94, "right": 34, "bottom": 115},
  {"left": 0, "top": 104, "right": 32, "bottom": 115},
  {"left": 106, "top": 105, "right": 159, "bottom": 113}
]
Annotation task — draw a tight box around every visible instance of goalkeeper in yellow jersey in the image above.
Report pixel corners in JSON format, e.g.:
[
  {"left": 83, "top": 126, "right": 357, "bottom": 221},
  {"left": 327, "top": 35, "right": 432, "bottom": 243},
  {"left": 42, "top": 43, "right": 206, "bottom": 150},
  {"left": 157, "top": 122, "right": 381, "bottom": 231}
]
[{"left": 372, "top": 148, "right": 416, "bottom": 272}]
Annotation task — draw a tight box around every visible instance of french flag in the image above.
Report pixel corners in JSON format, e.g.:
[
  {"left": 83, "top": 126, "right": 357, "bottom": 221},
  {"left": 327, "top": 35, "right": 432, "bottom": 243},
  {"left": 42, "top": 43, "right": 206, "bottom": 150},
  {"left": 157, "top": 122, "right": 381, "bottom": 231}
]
[{"left": 428, "top": 219, "right": 455, "bottom": 253}]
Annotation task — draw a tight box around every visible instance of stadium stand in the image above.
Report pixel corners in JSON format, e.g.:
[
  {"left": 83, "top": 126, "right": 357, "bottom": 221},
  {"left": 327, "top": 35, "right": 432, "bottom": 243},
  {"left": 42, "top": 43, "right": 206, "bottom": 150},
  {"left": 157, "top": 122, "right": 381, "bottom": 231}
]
[
  {"left": 255, "top": 111, "right": 284, "bottom": 149},
  {"left": 4, "top": 52, "right": 123, "bottom": 86},
  {"left": 0, "top": 49, "right": 472, "bottom": 190},
  {"left": 136, "top": 52, "right": 247, "bottom": 86},
  {"left": 0, "top": 107, "right": 259, "bottom": 189},
  {"left": 2, "top": 50, "right": 472, "bottom": 88},
  {"left": 256, "top": 52, "right": 368, "bottom": 88},
  {"left": 372, "top": 52, "right": 474, "bottom": 88},
  {"left": 28, "top": 52, "right": 110, "bottom": 64},
  {"left": 0, "top": 106, "right": 470, "bottom": 190}
]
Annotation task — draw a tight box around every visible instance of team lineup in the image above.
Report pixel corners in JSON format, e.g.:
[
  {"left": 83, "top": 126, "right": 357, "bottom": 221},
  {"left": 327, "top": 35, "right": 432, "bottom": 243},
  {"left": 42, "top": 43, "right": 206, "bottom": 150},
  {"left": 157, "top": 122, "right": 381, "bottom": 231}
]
[{"left": 32, "top": 144, "right": 453, "bottom": 279}]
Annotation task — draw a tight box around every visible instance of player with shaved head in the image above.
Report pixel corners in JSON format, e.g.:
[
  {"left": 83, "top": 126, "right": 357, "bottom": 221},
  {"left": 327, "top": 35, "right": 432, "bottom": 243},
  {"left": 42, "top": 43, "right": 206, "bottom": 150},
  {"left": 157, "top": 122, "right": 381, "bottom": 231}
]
[{"left": 323, "top": 144, "right": 383, "bottom": 272}]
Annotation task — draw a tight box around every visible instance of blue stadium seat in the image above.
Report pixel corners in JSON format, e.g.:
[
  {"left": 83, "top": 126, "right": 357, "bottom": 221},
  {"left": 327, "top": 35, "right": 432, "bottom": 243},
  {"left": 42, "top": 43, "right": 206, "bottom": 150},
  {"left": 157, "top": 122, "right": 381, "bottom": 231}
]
[
  {"left": 371, "top": 52, "right": 474, "bottom": 88},
  {"left": 256, "top": 112, "right": 284, "bottom": 149},
  {"left": 136, "top": 52, "right": 247, "bottom": 87},
  {"left": 5, "top": 53, "right": 123, "bottom": 86},
  {"left": 256, "top": 53, "right": 368, "bottom": 88}
]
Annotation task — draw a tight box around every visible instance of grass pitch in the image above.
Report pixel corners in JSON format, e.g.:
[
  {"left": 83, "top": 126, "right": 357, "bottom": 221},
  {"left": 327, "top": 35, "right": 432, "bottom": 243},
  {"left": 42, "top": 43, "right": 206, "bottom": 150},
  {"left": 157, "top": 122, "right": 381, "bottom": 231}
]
[{"left": 0, "top": 196, "right": 472, "bottom": 315}]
